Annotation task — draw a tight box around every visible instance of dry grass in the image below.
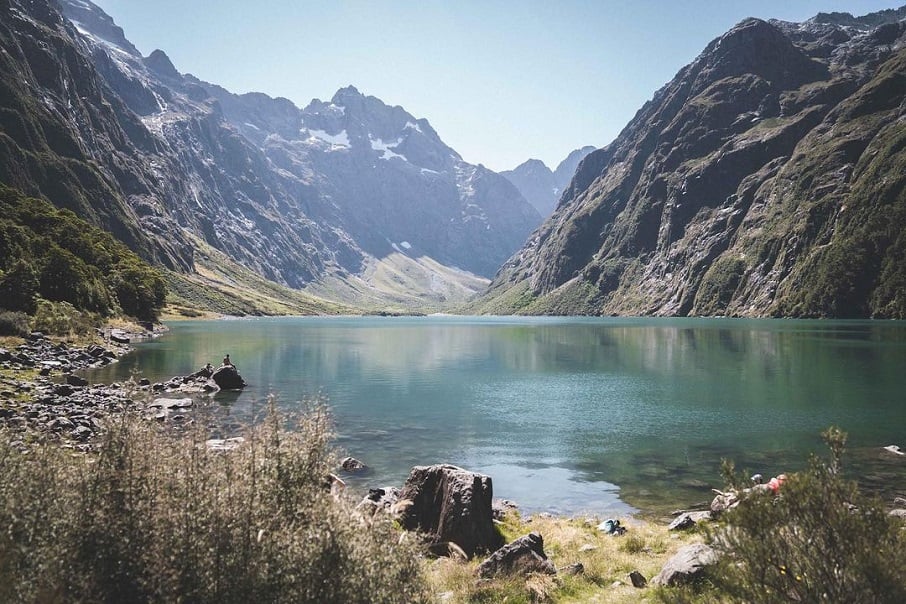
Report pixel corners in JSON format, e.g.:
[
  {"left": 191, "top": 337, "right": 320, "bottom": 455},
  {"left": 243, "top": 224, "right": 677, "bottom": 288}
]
[
  {"left": 0, "top": 400, "right": 430, "bottom": 603},
  {"left": 426, "top": 511, "right": 703, "bottom": 603}
]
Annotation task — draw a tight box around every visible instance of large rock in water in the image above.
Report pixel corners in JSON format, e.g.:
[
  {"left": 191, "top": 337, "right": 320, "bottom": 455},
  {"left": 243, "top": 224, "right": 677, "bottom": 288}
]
[
  {"left": 398, "top": 464, "right": 503, "bottom": 558},
  {"left": 211, "top": 365, "right": 246, "bottom": 390}
]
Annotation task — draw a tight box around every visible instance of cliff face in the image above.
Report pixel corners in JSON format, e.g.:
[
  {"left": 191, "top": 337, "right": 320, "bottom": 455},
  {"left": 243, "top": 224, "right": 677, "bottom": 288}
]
[
  {"left": 0, "top": 0, "right": 192, "bottom": 269},
  {"left": 482, "top": 11, "right": 906, "bottom": 319},
  {"left": 0, "top": 0, "right": 540, "bottom": 310}
]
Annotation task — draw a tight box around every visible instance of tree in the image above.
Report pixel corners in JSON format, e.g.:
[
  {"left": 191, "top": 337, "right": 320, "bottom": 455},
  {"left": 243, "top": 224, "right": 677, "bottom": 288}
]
[{"left": 0, "top": 260, "right": 39, "bottom": 314}]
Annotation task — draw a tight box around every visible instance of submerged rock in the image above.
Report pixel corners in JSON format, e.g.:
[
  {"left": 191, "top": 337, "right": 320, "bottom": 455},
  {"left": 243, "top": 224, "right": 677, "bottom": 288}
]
[{"left": 341, "top": 456, "right": 366, "bottom": 472}]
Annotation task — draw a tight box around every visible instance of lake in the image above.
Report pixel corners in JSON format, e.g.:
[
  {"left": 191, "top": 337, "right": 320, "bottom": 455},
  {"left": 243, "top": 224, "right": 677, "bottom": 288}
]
[{"left": 87, "top": 316, "right": 906, "bottom": 517}]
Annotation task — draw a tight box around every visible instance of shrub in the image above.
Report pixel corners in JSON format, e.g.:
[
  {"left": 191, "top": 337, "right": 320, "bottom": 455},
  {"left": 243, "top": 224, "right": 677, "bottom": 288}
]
[
  {"left": 30, "top": 299, "right": 98, "bottom": 337},
  {"left": 0, "top": 310, "right": 29, "bottom": 336},
  {"left": 0, "top": 260, "right": 38, "bottom": 314},
  {"left": 706, "top": 427, "right": 906, "bottom": 603},
  {"left": 0, "top": 402, "right": 429, "bottom": 603}
]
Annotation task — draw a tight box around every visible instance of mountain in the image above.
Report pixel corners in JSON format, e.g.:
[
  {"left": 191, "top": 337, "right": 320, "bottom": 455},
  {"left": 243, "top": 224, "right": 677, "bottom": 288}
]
[
  {"left": 501, "top": 146, "right": 596, "bottom": 217},
  {"left": 0, "top": 0, "right": 540, "bottom": 313},
  {"left": 477, "top": 8, "right": 906, "bottom": 319},
  {"left": 198, "top": 82, "right": 541, "bottom": 280}
]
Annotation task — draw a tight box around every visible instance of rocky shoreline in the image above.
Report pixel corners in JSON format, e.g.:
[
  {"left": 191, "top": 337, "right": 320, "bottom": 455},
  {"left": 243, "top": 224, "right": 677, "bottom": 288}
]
[
  {"left": 6, "top": 331, "right": 906, "bottom": 598},
  {"left": 0, "top": 328, "right": 238, "bottom": 448}
]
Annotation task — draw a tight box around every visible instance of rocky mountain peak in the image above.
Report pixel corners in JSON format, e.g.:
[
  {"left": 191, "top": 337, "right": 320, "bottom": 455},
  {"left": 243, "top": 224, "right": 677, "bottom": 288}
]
[
  {"left": 553, "top": 146, "right": 597, "bottom": 183},
  {"left": 480, "top": 7, "right": 906, "bottom": 319},
  {"left": 515, "top": 158, "right": 549, "bottom": 172},
  {"left": 330, "top": 84, "right": 362, "bottom": 104},
  {"left": 59, "top": 0, "right": 139, "bottom": 56},
  {"left": 144, "top": 49, "right": 180, "bottom": 80},
  {"left": 693, "top": 18, "right": 828, "bottom": 92},
  {"left": 502, "top": 147, "right": 596, "bottom": 218},
  {"left": 811, "top": 6, "right": 906, "bottom": 29},
  {"left": 300, "top": 86, "right": 459, "bottom": 171}
]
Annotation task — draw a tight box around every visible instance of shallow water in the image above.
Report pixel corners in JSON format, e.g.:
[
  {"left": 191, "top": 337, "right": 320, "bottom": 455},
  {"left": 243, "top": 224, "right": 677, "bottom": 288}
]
[{"left": 87, "top": 316, "right": 906, "bottom": 516}]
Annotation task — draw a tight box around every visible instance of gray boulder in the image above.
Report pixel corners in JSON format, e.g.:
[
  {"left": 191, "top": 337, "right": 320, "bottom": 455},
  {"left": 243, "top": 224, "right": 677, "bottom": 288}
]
[
  {"left": 477, "top": 532, "right": 556, "bottom": 578},
  {"left": 212, "top": 365, "right": 246, "bottom": 389},
  {"left": 398, "top": 464, "right": 502, "bottom": 558},
  {"left": 668, "top": 510, "right": 713, "bottom": 531},
  {"left": 356, "top": 487, "right": 401, "bottom": 517},
  {"left": 651, "top": 543, "right": 719, "bottom": 587}
]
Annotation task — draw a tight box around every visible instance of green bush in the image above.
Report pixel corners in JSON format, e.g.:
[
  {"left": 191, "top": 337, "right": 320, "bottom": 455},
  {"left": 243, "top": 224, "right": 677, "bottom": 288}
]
[
  {"left": 0, "top": 402, "right": 429, "bottom": 603},
  {"left": 0, "top": 310, "right": 29, "bottom": 336},
  {"left": 706, "top": 427, "right": 906, "bottom": 603},
  {"left": 30, "top": 299, "right": 98, "bottom": 337},
  {"left": 0, "top": 260, "right": 38, "bottom": 314}
]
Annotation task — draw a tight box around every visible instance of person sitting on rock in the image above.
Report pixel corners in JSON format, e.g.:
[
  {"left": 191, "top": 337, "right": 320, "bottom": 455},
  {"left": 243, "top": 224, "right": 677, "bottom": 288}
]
[{"left": 222, "top": 354, "right": 233, "bottom": 368}]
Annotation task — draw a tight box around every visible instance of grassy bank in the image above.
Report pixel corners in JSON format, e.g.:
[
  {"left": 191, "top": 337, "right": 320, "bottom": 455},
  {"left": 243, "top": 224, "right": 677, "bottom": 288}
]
[{"left": 426, "top": 514, "right": 701, "bottom": 603}]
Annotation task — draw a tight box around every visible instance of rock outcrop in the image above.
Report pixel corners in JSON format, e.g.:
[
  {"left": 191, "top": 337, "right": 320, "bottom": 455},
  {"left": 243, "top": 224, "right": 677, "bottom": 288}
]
[
  {"left": 480, "top": 9, "right": 906, "bottom": 319},
  {"left": 477, "top": 532, "right": 557, "bottom": 578},
  {"left": 397, "top": 464, "right": 503, "bottom": 558}
]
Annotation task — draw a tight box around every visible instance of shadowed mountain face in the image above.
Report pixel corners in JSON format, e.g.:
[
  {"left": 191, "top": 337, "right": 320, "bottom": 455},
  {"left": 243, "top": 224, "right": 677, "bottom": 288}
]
[
  {"left": 0, "top": 0, "right": 540, "bottom": 309},
  {"left": 481, "top": 10, "right": 906, "bottom": 319},
  {"left": 501, "top": 146, "right": 596, "bottom": 218}
]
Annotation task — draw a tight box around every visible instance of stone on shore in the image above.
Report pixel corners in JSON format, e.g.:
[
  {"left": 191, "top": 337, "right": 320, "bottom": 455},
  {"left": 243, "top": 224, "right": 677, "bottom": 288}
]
[
  {"left": 668, "top": 510, "right": 713, "bottom": 531},
  {"left": 492, "top": 498, "right": 519, "bottom": 521},
  {"left": 398, "top": 463, "right": 503, "bottom": 558},
  {"left": 149, "top": 397, "right": 194, "bottom": 410},
  {"left": 651, "top": 543, "right": 719, "bottom": 587},
  {"left": 356, "top": 486, "right": 401, "bottom": 517},
  {"left": 109, "top": 329, "right": 130, "bottom": 344},
  {"left": 66, "top": 374, "right": 89, "bottom": 387},
  {"left": 477, "top": 532, "right": 556, "bottom": 578},
  {"left": 629, "top": 570, "right": 648, "bottom": 588}
]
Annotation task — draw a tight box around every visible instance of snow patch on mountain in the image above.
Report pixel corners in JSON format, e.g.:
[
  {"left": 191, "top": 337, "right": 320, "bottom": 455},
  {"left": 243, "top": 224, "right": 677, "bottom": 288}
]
[
  {"left": 306, "top": 128, "right": 350, "bottom": 148},
  {"left": 370, "top": 135, "right": 406, "bottom": 161}
]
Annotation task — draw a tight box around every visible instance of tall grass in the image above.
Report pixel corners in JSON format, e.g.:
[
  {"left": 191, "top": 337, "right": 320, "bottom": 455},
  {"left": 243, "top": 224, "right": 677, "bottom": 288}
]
[{"left": 0, "top": 402, "right": 428, "bottom": 603}]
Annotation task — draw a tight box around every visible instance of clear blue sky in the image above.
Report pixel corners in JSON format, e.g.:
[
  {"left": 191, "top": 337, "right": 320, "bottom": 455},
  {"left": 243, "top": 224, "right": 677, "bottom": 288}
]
[{"left": 91, "top": 0, "right": 904, "bottom": 172}]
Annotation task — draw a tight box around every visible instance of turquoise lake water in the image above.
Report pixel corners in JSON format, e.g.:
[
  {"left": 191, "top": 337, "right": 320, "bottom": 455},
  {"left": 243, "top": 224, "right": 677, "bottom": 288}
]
[{"left": 87, "top": 316, "right": 906, "bottom": 516}]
